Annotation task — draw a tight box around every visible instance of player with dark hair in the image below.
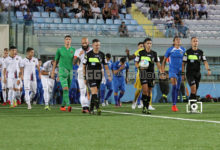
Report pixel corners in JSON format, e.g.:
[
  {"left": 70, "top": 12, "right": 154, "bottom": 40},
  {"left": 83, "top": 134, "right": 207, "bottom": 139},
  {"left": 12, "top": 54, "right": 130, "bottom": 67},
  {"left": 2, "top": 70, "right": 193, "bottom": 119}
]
[
  {"left": 51, "top": 35, "right": 75, "bottom": 112},
  {"left": 135, "top": 38, "right": 161, "bottom": 114},
  {"left": 112, "top": 57, "right": 129, "bottom": 107},
  {"left": 83, "top": 39, "right": 111, "bottom": 115},
  {"left": 161, "top": 36, "right": 186, "bottom": 112},
  {"left": 182, "top": 37, "right": 211, "bottom": 104}
]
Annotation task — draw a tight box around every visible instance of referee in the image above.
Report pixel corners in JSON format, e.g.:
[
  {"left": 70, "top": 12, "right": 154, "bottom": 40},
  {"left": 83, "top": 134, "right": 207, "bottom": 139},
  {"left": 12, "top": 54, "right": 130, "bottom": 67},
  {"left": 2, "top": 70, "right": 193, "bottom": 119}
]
[
  {"left": 83, "top": 39, "right": 111, "bottom": 115},
  {"left": 182, "top": 37, "right": 211, "bottom": 101}
]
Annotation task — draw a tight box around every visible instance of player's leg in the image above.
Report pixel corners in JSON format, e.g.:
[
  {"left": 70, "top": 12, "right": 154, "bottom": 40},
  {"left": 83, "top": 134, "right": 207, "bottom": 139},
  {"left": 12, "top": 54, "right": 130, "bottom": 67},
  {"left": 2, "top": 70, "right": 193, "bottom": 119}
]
[
  {"left": 148, "top": 92, "right": 156, "bottom": 110},
  {"left": 104, "top": 81, "right": 113, "bottom": 105},
  {"left": 169, "top": 71, "right": 179, "bottom": 111},
  {"left": 113, "top": 79, "right": 119, "bottom": 106},
  {"left": 7, "top": 78, "right": 14, "bottom": 107},
  {"left": 24, "top": 80, "right": 31, "bottom": 109},
  {"left": 42, "top": 76, "right": 50, "bottom": 110},
  {"left": 89, "top": 81, "right": 101, "bottom": 114},
  {"left": 78, "top": 74, "right": 90, "bottom": 113},
  {"left": 100, "top": 83, "right": 106, "bottom": 106},
  {"left": 118, "top": 79, "right": 126, "bottom": 107},
  {"left": 1, "top": 79, "right": 7, "bottom": 105},
  {"left": 142, "top": 83, "right": 152, "bottom": 114}
]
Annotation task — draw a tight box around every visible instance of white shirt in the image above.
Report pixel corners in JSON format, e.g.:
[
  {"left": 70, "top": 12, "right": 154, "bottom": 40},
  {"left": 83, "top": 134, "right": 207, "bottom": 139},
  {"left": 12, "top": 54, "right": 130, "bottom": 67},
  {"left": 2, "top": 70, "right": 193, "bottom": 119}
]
[
  {"left": 171, "top": 4, "right": 179, "bottom": 11},
  {"left": 0, "top": 57, "right": 8, "bottom": 73},
  {"left": 20, "top": 57, "right": 38, "bottom": 80},
  {"left": 11, "top": 0, "right": 20, "bottom": 7},
  {"left": 92, "top": 7, "right": 101, "bottom": 14},
  {"left": 164, "top": 6, "right": 171, "bottom": 12},
  {"left": 20, "top": 0, "right": 28, "bottom": 5},
  {"left": 74, "top": 47, "right": 92, "bottom": 71},
  {"left": 2, "top": 0, "right": 12, "bottom": 8},
  {"left": 3, "top": 56, "right": 20, "bottom": 79},
  {"left": 42, "top": 60, "right": 57, "bottom": 77},
  {"left": 165, "top": 15, "right": 173, "bottom": 24}
]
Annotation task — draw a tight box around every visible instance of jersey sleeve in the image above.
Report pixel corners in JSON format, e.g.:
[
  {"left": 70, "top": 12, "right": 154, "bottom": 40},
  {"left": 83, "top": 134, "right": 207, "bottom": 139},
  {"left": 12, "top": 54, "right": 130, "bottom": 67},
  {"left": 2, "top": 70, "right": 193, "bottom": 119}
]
[
  {"left": 164, "top": 47, "right": 171, "bottom": 58},
  {"left": 201, "top": 51, "right": 207, "bottom": 62},
  {"left": 19, "top": 59, "right": 24, "bottom": 68},
  {"left": 74, "top": 49, "right": 79, "bottom": 58},
  {"left": 2, "top": 59, "right": 8, "bottom": 69},
  {"left": 126, "top": 62, "right": 129, "bottom": 69},
  {"left": 154, "top": 52, "right": 160, "bottom": 62},
  {"left": 35, "top": 58, "right": 39, "bottom": 66},
  {"left": 135, "top": 52, "right": 140, "bottom": 62},
  {"left": 112, "top": 63, "right": 117, "bottom": 70},
  {"left": 183, "top": 51, "right": 188, "bottom": 62},
  {"left": 83, "top": 53, "right": 88, "bottom": 65},
  {"left": 55, "top": 48, "right": 60, "bottom": 62}
]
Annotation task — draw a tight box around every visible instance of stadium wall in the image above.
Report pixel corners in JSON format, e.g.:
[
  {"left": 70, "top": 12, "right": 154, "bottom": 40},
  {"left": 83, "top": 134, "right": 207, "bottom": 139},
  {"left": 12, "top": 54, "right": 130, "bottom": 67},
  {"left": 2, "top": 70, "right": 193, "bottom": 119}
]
[{"left": 0, "top": 24, "right": 9, "bottom": 55}]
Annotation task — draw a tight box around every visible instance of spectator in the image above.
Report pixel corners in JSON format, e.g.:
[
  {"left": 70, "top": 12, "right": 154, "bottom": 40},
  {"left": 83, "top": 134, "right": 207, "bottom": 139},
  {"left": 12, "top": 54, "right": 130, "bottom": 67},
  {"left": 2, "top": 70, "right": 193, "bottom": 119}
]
[
  {"left": 178, "top": 21, "right": 188, "bottom": 38},
  {"left": 35, "top": 0, "right": 43, "bottom": 6},
  {"left": 158, "top": 2, "right": 165, "bottom": 18},
  {"left": 189, "top": 2, "right": 197, "bottom": 19},
  {"left": 59, "top": 3, "right": 69, "bottom": 19},
  {"left": 82, "top": 0, "right": 91, "bottom": 20},
  {"left": 45, "top": 0, "right": 56, "bottom": 12},
  {"left": 97, "top": 0, "right": 105, "bottom": 8},
  {"left": 20, "top": 0, "right": 28, "bottom": 11},
  {"left": 116, "top": 0, "right": 122, "bottom": 8},
  {"left": 24, "top": 9, "right": 33, "bottom": 25},
  {"left": 12, "top": 0, "right": 20, "bottom": 12},
  {"left": 60, "top": 0, "right": 69, "bottom": 6},
  {"left": 28, "top": 0, "right": 39, "bottom": 12},
  {"left": 105, "top": 0, "right": 112, "bottom": 8},
  {"left": 171, "top": 1, "right": 179, "bottom": 15},
  {"left": 91, "top": 2, "right": 102, "bottom": 19},
  {"left": 86, "top": 8, "right": 93, "bottom": 21},
  {"left": 165, "top": 11, "right": 175, "bottom": 37},
  {"left": 163, "top": 0, "right": 172, "bottom": 4},
  {"left": 149, "top": 2, "right": 159, "bottom": 19},
  {"left": 2, "top": 0, "right": 12, "bottom": 11},
  {"left": 125, "top": 0, "right": 132, "bottom": 14},
  {"left": 43, "top": 0, "right": 49, "bottom": 6},
  {"left": 119, "top": 21, "right": 128, "bottom": 37},
  {"left": 179, "top": 0, "right": 189, "bottom": 19},
  {"left": 164, "top": 2, "right": 171, "bottom": 14},
  {"left": 102, "top": 3, "right": 111, "bottom": 21},
  {"left": 198, "top": 2, "right": 208, "bottom": 19},
  {"left": 70, "top": 0, "right": 79, "bottom": 13},
  {"left": 111, "top": 3, "right": 119, "bottom": 19},
  {"left": 75, "top": 9, "right": 85, "bottom": 18}
]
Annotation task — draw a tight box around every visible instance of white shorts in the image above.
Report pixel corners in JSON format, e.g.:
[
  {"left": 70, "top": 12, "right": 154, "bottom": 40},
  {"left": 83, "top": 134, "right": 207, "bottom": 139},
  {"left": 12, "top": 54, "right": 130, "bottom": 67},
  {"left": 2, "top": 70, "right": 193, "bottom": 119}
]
[
  {"left": 24, "top": 79, "right": 37, "bottom": 92},
  {"left": 7, "top": 78, "right": 21, "bottom": 89},
  {"left": 41, "top": 76, "right": 55, "bottom": 93}
]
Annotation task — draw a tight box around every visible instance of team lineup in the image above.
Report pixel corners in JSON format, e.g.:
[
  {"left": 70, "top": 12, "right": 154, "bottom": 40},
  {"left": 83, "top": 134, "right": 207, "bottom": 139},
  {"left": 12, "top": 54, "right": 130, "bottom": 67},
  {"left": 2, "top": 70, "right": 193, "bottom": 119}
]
[{"left": 0, "top": 35, "right": 211, "bottom": 115}]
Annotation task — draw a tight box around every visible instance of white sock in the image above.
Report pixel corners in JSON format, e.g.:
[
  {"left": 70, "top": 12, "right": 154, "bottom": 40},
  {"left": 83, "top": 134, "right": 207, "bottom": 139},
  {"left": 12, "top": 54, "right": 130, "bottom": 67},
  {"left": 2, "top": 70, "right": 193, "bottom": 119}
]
[
  {"left": 25, "top": 90, "right": 30, "bottom": 105},
  {"left": 8, "top": 89, "right": 14, "bottom": 106},
  {"left": 3, "top": 90, "right": 7, "bottom": 103}
]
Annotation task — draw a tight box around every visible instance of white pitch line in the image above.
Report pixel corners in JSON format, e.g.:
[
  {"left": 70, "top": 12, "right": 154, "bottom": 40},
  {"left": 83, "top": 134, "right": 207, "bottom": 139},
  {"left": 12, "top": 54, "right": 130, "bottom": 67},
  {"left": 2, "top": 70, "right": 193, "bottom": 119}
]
[{"left": 1, "top": 106, "right": 220, "bottom": 124}]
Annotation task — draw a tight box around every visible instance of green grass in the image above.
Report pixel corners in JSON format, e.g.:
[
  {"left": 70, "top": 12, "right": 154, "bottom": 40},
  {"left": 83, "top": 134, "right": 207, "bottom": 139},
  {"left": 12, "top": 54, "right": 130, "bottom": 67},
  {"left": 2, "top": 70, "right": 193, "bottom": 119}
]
[{"left": 0, "top": 103, "right": 220, "bottom": 150}]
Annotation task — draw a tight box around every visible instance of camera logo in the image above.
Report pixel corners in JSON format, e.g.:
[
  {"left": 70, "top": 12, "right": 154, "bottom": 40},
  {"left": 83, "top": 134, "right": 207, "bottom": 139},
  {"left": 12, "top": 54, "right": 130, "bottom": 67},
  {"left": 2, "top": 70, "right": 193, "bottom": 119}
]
[{"left": 186, "top": 100, "right": 203, "bottom": 113}]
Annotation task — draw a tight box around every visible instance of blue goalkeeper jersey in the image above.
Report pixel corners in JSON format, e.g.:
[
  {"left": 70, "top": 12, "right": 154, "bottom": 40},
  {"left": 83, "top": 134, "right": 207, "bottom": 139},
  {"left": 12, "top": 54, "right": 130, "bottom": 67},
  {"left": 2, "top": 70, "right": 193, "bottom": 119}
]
[{"left": 165, "top": 46, "right": 186, "bottom": 73}]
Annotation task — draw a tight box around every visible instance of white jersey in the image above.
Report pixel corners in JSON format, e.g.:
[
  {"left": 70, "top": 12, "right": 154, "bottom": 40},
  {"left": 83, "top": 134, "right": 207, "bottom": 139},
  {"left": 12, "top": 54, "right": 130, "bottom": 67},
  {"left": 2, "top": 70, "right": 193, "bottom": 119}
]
[
  {"left": 3, "top": 56, "right": 21, "bottom": 79},
  {"left": 0, "top": 57, "right": 8, "bottom": 74},
  {"left": 20, "top": 57, "right": 39, "bottom": 80},
  {"left": 74, "top": 47, "right": 92, "bottom": 71},
  {"left": 42, "top": 60, "right": 57, "bottom": 77}
]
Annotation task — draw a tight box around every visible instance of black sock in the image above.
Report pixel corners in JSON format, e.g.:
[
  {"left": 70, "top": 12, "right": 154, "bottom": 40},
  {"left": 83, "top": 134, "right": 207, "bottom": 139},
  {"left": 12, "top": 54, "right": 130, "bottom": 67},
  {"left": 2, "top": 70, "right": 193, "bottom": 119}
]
[
  {"left": 146, "top": 96, "right": 150, "bottom": 110},
  {"left": 92, "top": 94, "right": 99, "bottom": 109},
  {"left": 142, "top": 94, "right": 147, "bottom": 109},
  {"left": 90, "top": 95, "right": 95, "bottom": 111},
  {"left": 190, "top": 93, "right": 197, "bottom": 100}
]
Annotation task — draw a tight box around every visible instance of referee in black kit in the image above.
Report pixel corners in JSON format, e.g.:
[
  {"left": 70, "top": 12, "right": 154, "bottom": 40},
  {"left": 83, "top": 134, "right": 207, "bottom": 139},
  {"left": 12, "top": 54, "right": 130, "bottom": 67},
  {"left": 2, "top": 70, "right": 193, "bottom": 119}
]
[{"left": 182, "top": 37, "right": 211, "bottom": 101}]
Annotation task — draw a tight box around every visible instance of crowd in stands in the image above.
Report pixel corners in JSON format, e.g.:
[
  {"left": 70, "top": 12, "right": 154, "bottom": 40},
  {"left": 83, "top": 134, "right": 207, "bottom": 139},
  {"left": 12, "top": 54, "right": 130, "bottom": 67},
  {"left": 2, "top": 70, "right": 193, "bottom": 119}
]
[{"left": 0, "top": 0, "right": 134, "bottom": 21}]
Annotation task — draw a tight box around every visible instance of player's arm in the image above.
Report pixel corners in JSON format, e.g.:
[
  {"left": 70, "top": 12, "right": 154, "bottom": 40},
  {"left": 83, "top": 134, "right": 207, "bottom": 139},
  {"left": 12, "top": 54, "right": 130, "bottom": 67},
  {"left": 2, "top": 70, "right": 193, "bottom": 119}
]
[
  {"left": 19, "top": 67, "right": 24, "bottom": 81},
  {"left": 125, "top": 63, "right": 129, "bottom": 84},
  {"left": 161, "top": 56, "right": 168, "bottom": 73},
  {"left": 82, "top": 54, "right": 88, "bottom": 84},
  {"left": 3, "top": 60, "right": 7, "bottom": 84},
  {"left": 51, "top": 49, "right": 60, "bottom": 79},
  {"left": 104, "top": 64, "right": 111, "bottom": 81},
  {"left": 182, "top": 53, "right": 187, "bottom": 80},
  {"left": 125, "top": 48, "right": 136, "bottom": 61}
]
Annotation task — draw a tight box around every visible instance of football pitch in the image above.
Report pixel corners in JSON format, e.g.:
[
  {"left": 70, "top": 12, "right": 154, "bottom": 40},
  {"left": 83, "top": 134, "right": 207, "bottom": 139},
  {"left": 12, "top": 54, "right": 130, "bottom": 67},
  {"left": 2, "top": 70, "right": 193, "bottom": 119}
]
[{"left": 0, "top": 103, "right": 220, "bottom": 150}]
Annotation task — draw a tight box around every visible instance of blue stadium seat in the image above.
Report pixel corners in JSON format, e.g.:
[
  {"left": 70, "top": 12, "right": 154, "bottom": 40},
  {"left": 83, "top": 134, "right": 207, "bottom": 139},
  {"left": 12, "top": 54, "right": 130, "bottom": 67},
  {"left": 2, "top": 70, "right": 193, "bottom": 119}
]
[
  {"left": 58, "top": 24, "right": 66, "bottom": 30},
  {"left": 36, "top": 18, "right": 45, "bottom": 23},
  {"left": 68, "top": 13, "right": 75, "bottom": 18},
  {"left": 66, "top": 24, "right": 73, "bottom": 30},
  {"left": 97, "top": 19, "right": 104, "bottom": 24},
  {"left": 75, "top": 24, "right": 81, "bottom": 30},
  {"left": 123, "top": 20, "right": 131, "bottom": 25},
  {"left": 110, "top": 25, "right": 118, "bottom": 30},
  {"left": 121, "top": 8, "right": 126, "bottom": 14},
  {"left": 106, "top": 19, "right": 113, "bottom": 24},
  {"left": 66, "top": 7, "right": 70, "bottom": 12},
  {"left": 33, "top": 23, "right": 39, "bottom": 30},
  {"left": 50, "top": 12, "right": 58, "bottom": 18},
  {"left": 71, "top": 19, "right": 78, "bottom": 23},
  {"left": 16, "top": 11, "right": 23, "bottom": 18},
  {"left": 137, "top": 26, "right": 144, "bottom": 32},
  {"left": 45, "top": 18, "right": 53, "bottom": 23},
  {"left": 50, "top": 24, "right": 58, "bottom": 29},
  {"left": 37, "top": 6, "right": 44, "bottom": 12},
  {"left": 54, "top": 18, "right": 61, "bottom": 23},
  {"left": 44, "top": 23, "right": 50, "bottom": 29},
  {"left": 125, "top": 14, "right": 132, "bottom": 19},
  {"left": 83, "top": 24, "right": 92, "bottom": 31},
  {"left": 119, "top": 14, "right": 124, "bottom": 19},
  {"left": 63, "top": 18, "right": 70, "bottom": 24},
  {"left": 33, "top": 12, "right": 40, "bottom": 18},
  {"left": 39, "top": 23, "right": 45, "bottom": 29},
  {"left": 114, "top": 19, "right": 121, "bottom": 25},
  {"left": 131, "top": 20, "right": 138, "bottom": 25},
  {"left": 92, "top": 25, "right": 101, "bottom": 31},
  {"left": 127, "top": 25, "right": 135, "bottom": 31},
  {"left": 41, "top": 12, "right": 49, "bottom": 18},
  {"left": 79, "top": 18, "right": 86, "bottom": 24},
  {"left": 101, "top": 25, "right": 109, "bottom": 30},
  {"left": 88, "top": 19, "right": 96, "bottom": 24}
]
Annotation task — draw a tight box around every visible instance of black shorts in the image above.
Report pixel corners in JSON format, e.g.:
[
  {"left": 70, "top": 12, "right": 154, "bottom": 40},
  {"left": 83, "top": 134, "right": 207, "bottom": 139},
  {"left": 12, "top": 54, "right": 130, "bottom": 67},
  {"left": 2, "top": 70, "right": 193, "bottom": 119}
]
[
  {"left": 139, "top": 70, "right": 155, "bottom": 88},
  {"left": 186, "top": 72, "right": 201, "bottom": 86},
  {"left": 88, "top": 80, "right": 102, "bottom": 88},
  {"left": 87, "top": 70, "right": 102, "bottom": 80}
]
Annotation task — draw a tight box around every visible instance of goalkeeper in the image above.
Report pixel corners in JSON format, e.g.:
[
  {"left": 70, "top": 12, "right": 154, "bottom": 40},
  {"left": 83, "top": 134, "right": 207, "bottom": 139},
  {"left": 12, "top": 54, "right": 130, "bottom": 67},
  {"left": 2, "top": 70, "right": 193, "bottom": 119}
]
[
  {"left": 135, "top": 38, "right": 161, "bottom": 114},
  {"left": 51, "top": 35, "right": 76, "bottom": 112}
]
